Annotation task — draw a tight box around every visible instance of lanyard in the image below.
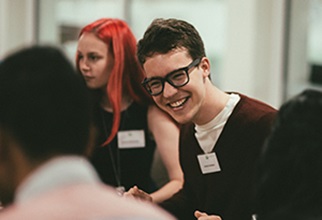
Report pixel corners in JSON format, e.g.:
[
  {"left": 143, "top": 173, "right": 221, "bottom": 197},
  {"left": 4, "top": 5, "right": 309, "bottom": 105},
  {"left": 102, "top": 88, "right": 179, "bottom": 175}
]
[{"left": 101, "top": 110, "right": 125, "bottom": 195}]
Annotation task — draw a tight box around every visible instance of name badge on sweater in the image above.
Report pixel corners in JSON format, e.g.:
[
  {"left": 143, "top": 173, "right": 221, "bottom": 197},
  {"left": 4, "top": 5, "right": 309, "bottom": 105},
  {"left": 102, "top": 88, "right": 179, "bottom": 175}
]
[
  {"left": 197, "top": 152, "right": 221, "bottom": 174},
  {"left": 117, "top": 130, "right": 145, "bottom": 149}
]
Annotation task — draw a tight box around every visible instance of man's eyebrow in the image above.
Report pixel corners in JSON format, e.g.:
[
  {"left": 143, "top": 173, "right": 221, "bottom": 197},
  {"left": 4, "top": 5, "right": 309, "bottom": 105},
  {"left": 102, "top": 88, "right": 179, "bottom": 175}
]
[
  {"left": 144, "top": 63, "right": 189, "bottom": 81},
  {"left": 165, "top": 65, "right": 189, "bottom": 76}
]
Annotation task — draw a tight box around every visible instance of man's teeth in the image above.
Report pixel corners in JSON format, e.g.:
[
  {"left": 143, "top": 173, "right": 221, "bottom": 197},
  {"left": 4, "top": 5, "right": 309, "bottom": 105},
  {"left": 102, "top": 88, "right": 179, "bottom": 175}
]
[{"left": 170, "top": 98, "right": 186, "bottom": 108}]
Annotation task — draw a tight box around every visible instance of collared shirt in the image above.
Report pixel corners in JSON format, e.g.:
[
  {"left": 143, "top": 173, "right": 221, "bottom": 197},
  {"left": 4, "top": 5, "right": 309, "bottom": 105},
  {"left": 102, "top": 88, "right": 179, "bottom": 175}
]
[
  {"left": 1, "top": 156, "right": 175, "bottom": 220},
  {"left": 15, "top": 156, "right": 100, "bottom": 204}
]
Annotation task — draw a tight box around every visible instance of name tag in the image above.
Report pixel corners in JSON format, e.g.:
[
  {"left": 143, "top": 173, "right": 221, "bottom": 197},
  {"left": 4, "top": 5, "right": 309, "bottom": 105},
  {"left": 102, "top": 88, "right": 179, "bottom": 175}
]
[
  {"left": 197, "top": 152, "right": 221, "bottom": 174},
  {"left": 117, "top": 130, "right": 145, "bottom": 149}
]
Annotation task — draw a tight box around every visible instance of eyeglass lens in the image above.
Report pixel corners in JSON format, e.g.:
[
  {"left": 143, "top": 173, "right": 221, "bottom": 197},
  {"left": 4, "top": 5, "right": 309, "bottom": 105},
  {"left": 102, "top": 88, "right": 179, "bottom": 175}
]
[{"left": 143, "top": 58, "right": 200, "bottom": 96}]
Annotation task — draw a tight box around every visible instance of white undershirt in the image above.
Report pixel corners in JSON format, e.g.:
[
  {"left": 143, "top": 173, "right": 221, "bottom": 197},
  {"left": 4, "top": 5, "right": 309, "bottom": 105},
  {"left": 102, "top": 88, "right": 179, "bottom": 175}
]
[{"left": 194, "top": 93, "right": 240, "bottom": 153}]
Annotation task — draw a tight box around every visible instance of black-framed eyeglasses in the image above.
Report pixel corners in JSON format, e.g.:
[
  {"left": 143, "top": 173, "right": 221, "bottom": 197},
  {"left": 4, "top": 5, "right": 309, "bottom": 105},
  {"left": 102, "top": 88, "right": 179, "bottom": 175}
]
[{"left": 142, "top": 58, "right": 201, "bottom": 96}]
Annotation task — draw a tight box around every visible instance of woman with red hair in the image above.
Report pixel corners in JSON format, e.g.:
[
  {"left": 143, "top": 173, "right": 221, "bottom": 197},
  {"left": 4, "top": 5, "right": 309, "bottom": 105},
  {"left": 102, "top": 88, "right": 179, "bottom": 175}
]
[{"left": 76, "top": 18, "right": 183, "bottom": 203}]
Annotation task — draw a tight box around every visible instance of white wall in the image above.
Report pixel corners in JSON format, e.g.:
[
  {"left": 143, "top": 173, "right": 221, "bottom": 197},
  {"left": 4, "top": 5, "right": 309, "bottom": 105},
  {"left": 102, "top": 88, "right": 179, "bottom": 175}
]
[
  {"left": 287, "top": 0, "right": 311, "bottom": 99},
  {"left": 0, "top": 0, "right": 36, "bottom": 59},
  {"left": 221, "top": 0, "right": 285, "bottom": 108},
  {"left": 0, "top": 0, "right": 288, "bottom": 108}
]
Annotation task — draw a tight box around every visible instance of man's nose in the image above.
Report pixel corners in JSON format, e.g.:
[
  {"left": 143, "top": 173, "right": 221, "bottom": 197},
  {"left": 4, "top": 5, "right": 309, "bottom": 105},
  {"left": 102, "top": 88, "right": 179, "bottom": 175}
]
[{"left": 162, "top": 81, "right": 178, "bottom": 98}]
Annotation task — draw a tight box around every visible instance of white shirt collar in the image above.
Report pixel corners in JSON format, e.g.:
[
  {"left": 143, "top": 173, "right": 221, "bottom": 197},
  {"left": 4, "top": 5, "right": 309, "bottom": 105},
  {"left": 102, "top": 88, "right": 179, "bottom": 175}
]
[
  {"left": 195, "top": 93, "right": 240, "bottom": 153},
  {"left": 15, "top": 156, "right": 100, "bottom": 204}
]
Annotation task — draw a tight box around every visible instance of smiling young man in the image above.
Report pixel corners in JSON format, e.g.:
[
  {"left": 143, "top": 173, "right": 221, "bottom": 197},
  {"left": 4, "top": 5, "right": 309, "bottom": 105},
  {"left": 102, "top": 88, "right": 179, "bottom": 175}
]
[{"left": 137, "top": 18, "right": 277, "bottom": 220}]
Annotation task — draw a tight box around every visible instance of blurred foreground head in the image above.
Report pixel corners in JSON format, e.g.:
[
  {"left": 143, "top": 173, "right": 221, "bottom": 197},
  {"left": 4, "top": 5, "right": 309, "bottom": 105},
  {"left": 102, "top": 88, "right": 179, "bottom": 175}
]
[
  {"left": 256, "top": 89, "right": 322, "bottom": 220},
  {"left": 0, "top": 46, "right": 91, "bottom": 204}
]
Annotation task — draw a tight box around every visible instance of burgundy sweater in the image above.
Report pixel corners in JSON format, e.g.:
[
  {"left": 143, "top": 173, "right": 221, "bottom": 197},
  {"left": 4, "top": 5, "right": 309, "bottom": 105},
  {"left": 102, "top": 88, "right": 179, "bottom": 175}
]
[{"left": 160, "top": 94, "right": 277, "bottom": 220}]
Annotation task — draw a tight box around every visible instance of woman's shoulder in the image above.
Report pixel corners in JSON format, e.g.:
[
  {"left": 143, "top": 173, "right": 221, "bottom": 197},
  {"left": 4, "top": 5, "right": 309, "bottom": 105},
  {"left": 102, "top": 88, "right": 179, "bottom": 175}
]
[{"left": 147, "top": 104, "right": 179, "bottom": 127}]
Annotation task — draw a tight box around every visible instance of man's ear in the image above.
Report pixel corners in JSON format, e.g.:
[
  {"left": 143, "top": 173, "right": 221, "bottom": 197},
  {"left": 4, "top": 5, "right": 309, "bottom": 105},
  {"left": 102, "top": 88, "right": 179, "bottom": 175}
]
[
  {"left": 0, "top": 128, "right": 22, "bottom": 163},
  {"left": 200, "top": 57, "right": 211, "bottom": 78},
  {"left": 0, "top": 128, "right": 19, "bottom": 206},
  {"left": 0, "top": 128, "right": 6, "bottom": 161},
  {"left": 0, "top": 128, "right": 12, "bottom": 161}
]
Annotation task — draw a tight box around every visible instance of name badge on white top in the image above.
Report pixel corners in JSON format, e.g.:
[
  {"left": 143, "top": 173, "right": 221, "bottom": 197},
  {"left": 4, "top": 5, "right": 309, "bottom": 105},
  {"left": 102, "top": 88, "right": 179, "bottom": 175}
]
[
  {"left": 197, "top": 152, "right": 221, "bottom": 174},
  {"left": 117, "top": 130, "right": 145, "bottom": 149}
]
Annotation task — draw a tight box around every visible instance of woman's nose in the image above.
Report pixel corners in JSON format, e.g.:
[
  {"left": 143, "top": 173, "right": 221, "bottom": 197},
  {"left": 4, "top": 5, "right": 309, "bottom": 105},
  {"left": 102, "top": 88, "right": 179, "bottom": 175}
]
[{"left": 79, "top": 58, "right": 90, "bottom": 72}]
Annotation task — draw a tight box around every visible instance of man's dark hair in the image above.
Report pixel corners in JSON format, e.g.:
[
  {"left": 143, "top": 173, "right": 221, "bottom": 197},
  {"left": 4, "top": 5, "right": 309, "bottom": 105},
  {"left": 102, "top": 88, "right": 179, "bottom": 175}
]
[
  {"left": 0, "top": 46, "right": 91, "bottom": 160},
  {"left": 255, "top": 89, "right": 322, "bottom": 219},
  {"left": 137, "top": 18, "right": 206, "bottom": 65}
]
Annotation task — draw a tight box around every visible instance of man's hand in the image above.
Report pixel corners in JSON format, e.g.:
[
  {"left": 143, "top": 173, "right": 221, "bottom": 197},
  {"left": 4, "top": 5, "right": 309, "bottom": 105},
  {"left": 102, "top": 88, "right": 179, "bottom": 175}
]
[
  {"left": 123, "top": 186, "right": 153, "bottom": 202},
  {"left": 194, "top": 210, "right": 222, "bottom": 220}
]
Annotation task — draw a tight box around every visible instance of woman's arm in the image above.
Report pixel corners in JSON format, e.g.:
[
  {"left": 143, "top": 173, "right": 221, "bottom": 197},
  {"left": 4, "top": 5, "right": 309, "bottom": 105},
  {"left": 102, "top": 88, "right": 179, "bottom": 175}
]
[
  {"left": 147, "top": 104, "right": 183, "bottom": 203},
  {"left": 124, "top": 104, "right": 183, "bottom": 203}
]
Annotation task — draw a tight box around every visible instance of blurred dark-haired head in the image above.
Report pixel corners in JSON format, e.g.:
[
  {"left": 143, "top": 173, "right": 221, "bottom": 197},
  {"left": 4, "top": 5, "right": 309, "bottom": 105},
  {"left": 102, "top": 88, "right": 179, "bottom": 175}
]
[
  {"left": 0, "top": 46, "right": 92, "bottom": 160},
  {"left": 255, "top": 89, "right": 322, "bottom": 219}
]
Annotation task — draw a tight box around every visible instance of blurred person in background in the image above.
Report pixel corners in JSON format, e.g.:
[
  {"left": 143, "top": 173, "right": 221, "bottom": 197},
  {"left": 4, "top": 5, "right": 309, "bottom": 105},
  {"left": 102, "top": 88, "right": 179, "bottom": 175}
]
[
  {"left": 254, "top": 89, "right": 322, "bottom": 220},
  {"left": 76, "top": 18, "right": 183, "bottom": 203}
]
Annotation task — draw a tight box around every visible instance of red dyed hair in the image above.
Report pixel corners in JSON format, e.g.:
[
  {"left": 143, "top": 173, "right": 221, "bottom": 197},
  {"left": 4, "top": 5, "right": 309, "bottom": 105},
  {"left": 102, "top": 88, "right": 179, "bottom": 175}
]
[{"left": 76, "top": 18, "right": 153, "bottom": 146}]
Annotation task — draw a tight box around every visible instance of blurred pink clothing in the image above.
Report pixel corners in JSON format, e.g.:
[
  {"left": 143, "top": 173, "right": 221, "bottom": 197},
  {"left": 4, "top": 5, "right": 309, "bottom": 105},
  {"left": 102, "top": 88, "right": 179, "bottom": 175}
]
[{"left": 0, "top": 156, "right": 174, "bottom": 220}]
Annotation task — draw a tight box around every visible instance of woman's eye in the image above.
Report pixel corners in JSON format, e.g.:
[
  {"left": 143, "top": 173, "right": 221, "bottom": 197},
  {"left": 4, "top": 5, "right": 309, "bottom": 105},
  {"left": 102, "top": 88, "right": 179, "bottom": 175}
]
[{"left": 89, "top": 55, "right": 98, "bottom": 61}]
